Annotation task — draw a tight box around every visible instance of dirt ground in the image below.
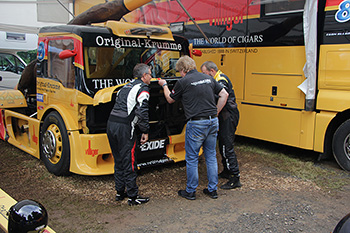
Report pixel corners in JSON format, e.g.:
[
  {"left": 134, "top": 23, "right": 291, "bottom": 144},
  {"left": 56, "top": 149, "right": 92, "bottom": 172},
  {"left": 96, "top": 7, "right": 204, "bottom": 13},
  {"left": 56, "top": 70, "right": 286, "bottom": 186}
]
[{"left": 0, "top": 137, "right": 350, "bottom": 233}]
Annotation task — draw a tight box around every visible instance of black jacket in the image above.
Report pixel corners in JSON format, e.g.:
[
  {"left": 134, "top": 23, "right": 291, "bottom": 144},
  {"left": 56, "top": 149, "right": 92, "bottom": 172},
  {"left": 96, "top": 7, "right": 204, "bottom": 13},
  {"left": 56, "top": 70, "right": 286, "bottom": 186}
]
[{"left": 109, "top": 79, "right": 150, "bottom": 134}]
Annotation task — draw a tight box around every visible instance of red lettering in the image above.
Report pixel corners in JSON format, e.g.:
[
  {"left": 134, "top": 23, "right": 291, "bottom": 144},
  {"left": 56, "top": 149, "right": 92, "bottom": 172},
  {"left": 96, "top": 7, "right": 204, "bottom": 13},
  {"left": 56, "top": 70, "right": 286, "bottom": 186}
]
[
  {"left": 85, "top": 140, "right": 99, "bottom": 157},
  {"left": 32, "top": 125, "right": 38, "bottom": 145}
]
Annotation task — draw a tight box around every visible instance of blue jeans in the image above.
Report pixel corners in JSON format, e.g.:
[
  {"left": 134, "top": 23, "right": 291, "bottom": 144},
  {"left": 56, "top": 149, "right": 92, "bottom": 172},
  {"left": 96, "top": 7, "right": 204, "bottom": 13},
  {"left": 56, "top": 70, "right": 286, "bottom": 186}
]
[{"left": 185, "top": 117, "right": 219, "bottom": 193}]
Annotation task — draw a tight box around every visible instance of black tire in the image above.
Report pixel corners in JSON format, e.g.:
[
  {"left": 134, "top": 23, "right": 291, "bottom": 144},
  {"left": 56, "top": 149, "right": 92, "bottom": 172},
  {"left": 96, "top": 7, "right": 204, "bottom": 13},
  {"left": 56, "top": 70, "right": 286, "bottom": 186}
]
[
  {"left": 40, "top": 111, "right": 71, "bottom": 176},
  {"left": 332, "top": 119, "right": 350, "bottom": 171}
]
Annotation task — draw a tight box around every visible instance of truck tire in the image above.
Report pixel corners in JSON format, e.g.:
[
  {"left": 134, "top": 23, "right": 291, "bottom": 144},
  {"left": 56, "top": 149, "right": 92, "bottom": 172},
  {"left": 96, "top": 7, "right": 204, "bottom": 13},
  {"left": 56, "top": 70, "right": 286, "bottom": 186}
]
[
  {"left": 40, "top": 112, "right": 71, "bottom": 176},
  {"left": 332, "top": 119, "right": 350, "bottom": 171}
]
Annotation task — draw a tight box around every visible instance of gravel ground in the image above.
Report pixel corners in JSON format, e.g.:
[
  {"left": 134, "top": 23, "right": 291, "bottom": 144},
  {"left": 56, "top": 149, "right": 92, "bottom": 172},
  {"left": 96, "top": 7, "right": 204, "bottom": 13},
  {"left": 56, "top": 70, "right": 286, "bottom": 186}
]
[{"left": 0, "top": 137, "right": 349, "bottom": 233}]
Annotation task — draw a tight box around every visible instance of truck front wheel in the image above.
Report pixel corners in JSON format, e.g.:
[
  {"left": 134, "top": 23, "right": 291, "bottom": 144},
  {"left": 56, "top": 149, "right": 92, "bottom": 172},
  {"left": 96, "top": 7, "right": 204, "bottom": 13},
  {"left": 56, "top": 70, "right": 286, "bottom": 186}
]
[
  {"left": 332, "top": 119, "right": 350, "bottom": 171},
  {"left": 40, "top": 112, "right": 71, "bottom": 176}
]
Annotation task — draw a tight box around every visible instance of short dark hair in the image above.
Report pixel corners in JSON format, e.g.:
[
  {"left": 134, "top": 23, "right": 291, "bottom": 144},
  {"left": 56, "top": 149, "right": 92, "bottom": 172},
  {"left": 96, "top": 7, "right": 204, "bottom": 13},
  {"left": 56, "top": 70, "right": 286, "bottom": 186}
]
[
  {"left": 133, "top": 63, "right": 151, "bottom": 78},
  {"left": 201, "top": 61, "right": 218, "bottom": 72}
]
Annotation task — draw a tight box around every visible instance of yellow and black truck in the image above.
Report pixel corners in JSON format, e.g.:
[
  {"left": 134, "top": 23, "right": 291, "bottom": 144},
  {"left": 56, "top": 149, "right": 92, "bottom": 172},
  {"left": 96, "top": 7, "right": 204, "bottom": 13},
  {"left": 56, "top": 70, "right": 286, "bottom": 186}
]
[{"left": 0, "top": 18, "right": 190, "bottom": 175}]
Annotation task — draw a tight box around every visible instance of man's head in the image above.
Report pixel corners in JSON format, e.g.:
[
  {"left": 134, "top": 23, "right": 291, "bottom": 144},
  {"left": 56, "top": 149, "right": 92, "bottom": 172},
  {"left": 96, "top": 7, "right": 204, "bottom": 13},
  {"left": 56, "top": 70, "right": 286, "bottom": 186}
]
[
  {"left": 133, "top": 63, "right": 152, "bottom": 85},
  {"left": 201, "top": 61, "right": 218, "bottom": 77},
  {"left": 176, "top": 55, "right": 196, "bottom": 77}
]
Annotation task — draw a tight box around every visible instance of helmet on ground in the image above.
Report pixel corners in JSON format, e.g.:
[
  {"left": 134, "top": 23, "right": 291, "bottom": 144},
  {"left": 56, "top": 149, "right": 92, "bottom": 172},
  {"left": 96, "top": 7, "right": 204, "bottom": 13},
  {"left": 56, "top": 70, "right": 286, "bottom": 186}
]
[
  {"left": 333, "top": 213, "right": 350, "bottom": 233},
  {"left": 7, "top": 199, "right": 48, "bottom": 233}
]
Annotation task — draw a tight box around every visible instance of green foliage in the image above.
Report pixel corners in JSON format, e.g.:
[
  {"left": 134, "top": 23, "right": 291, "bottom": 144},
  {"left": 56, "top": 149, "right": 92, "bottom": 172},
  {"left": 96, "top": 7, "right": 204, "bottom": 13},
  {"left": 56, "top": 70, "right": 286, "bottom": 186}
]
[{"left": 17, "top": 50, "right": 37, "bottom": 64}]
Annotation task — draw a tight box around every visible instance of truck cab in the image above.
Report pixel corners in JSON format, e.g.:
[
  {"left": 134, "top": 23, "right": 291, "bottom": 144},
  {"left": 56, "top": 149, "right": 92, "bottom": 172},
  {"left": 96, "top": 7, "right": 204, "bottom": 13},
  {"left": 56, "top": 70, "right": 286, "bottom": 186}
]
[{"left": 0, "top": 21, "right": 189, "bottom": 175}]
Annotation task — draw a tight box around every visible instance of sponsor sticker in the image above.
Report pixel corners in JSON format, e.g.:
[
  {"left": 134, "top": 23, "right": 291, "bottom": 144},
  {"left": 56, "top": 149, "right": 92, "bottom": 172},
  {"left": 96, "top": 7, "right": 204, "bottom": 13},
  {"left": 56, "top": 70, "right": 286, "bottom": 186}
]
[
  {"left": 37, "top": 93, "right": 44, "bottom": 102},
  {"left": 335, "top": 0, "right": 350, "bottom": 23},
  {"left": 140, "top": 139, "right": 166, "bottom": 152}
]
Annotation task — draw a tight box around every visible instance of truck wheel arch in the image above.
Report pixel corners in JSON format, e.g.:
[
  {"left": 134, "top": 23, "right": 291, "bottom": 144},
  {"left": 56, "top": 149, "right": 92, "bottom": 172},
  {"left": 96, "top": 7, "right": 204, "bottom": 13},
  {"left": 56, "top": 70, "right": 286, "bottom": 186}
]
[
  {"left": 332, "top": 119, "right": 350, "bottom": 171},
  {"left": 40, "top": 111, "right": 71, "bottom": 176}
]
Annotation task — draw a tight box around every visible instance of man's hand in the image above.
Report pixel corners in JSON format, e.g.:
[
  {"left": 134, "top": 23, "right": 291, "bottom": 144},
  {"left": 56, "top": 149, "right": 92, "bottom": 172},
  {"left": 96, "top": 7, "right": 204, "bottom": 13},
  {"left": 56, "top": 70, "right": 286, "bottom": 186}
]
[
  {"left": 158, "top": 79, "right": 175, "bottom": 104},
  {"left": 158, "top": 79, "right": 167, "bottom": 87},
  {"left": 140, "top": 133, "right": 148, "bottom": 144}
]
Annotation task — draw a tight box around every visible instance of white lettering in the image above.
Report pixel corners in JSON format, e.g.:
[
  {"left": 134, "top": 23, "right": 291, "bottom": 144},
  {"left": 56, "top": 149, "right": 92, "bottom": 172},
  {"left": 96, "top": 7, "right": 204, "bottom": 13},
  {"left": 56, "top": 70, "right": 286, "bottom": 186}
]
[
  {"left": 96, "top": 36, "right": 104, "bottom": 46},
  {"left": 140, "top": 139, "right": 166, "bottom": 151}
]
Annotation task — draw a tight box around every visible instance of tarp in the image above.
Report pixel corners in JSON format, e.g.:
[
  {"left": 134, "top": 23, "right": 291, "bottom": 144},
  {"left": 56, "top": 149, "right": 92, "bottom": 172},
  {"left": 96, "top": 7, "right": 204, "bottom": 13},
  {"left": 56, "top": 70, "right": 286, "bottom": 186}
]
[{"left": 298, "top": 0, "right": 317, "bottom": 111}]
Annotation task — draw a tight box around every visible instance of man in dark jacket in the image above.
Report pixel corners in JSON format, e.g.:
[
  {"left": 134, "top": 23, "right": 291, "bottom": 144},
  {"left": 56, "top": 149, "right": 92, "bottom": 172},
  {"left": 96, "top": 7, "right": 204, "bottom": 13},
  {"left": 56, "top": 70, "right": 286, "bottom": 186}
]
[
  {"left": 158, "top": 56, "right": 228, "bottom": 200},
  {"left": 107, "top": 63, "right": 152, "bottom": 206},
  {"left": 201, "top": 61, "right": 242, "bottom": 190}
]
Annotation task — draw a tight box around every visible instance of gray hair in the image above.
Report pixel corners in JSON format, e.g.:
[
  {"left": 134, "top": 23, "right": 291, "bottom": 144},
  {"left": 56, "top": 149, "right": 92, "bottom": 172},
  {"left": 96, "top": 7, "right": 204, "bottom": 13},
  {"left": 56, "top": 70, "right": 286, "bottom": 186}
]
[
  {"left": 200, "top": 61, "right": 218, "bottom": 72},
  {"left": 133, "top": 63, "right": 151, "bottom": 78},
  {"left": 175, "top": 55, "right": 196, "bottom": 73}
]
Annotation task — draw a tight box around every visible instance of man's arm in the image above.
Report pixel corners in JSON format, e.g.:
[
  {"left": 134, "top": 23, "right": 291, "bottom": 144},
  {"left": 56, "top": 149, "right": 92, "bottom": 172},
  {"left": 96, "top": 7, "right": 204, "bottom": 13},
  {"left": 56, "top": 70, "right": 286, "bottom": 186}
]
[
  {"left": 158, "top": 79, "right": 175, "bottom": 104},
  {"left": 217, "top": 88, "right": 228, "bottom": 114}
]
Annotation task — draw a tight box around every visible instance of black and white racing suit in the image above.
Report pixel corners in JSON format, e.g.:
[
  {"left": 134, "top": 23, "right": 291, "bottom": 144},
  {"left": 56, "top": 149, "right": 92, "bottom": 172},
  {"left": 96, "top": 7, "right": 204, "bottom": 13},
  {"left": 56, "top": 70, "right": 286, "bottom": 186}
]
[
  {"left": 214, "top": 71, "right": 240, "bottom": 176},
  {"left": 107, "top": 79, "right": 150, "bottom": 198}
]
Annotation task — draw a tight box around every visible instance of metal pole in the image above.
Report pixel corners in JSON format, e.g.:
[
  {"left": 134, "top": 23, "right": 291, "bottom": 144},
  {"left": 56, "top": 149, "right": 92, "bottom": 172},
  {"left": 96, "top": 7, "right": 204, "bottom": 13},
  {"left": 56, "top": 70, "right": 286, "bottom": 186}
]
[
  {"left": 175, "top": 0, "right": 212, "bottom": 44},
  {"left": 56, "top": 0, "right": 75, "bottom": 18}
]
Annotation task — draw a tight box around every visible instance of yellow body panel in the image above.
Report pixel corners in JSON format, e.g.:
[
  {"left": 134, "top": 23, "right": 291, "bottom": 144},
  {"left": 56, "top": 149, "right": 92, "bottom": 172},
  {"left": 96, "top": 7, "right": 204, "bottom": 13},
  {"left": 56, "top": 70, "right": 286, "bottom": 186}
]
[
  {"left": 68, "top": 132, "right": 114, "bottom": 175},
  {"left": 4, "top": 110, "right": 40, "bottom": 159},
  {"left": 245, "top": 46, "right": 306, "bottom": 109},
  {"left": 237, "top": 103, "right": 314, "bottom": 150},
  {"left": 319, "top": 44, "right": 350, "bottom": 90},
  {"left": 166, "top": 127, "right": 186, "bottom": 162},
  {"left": 93, "top": 85, "right": 120, "bottom": 106},
  {"left": 36, "top": 78, "right": 82, "bottom": 131},
  {"left": 194, "top": 48, "right": 245, "bottom": 100},
  {"left": 317, "top": 89, "right": 350, "bottom": 112},
  {"left": 314, "top": 111, "right": 337, "bottom": 153},
  {"left": 0, "top": 90, "right": 27, "bottom": 108},
  {"left": 123, "top": 0, "right": 152, "bottom": 12}
]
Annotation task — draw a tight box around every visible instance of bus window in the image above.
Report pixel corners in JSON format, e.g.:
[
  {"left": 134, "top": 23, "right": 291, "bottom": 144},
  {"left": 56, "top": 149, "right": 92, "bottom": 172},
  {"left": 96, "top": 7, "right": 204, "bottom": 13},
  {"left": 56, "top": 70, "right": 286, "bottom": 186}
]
[
  {"left": 262, "top": 0, "right": 305, "bottom": 16},
  {"left": 48, "top": 39, "right": 75, "bottom": 88}
]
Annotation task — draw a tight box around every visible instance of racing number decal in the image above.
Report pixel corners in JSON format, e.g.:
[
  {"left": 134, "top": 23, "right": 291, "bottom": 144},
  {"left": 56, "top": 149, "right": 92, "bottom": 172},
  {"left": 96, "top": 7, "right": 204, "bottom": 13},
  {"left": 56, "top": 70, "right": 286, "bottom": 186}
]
[{"left": 336, "top": 0, "right": 350, "bottom": 23}]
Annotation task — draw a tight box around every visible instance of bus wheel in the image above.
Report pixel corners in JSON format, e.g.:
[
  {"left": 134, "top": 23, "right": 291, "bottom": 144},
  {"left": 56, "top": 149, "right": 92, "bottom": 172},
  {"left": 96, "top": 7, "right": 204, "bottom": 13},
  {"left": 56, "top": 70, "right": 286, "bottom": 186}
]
[
  {"left": 40, "top": 112, "right": 71, "bottom": 176},
  {"left": 332, "top": 119, "right": 350, "bottom": 171}
]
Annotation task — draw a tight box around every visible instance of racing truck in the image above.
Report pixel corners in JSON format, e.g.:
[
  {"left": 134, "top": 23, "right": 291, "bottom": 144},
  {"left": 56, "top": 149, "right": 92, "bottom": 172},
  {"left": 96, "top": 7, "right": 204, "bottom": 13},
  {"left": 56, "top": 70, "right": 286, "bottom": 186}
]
[{"left": 0, "top": 20, "right": 191, "bottom": 176}]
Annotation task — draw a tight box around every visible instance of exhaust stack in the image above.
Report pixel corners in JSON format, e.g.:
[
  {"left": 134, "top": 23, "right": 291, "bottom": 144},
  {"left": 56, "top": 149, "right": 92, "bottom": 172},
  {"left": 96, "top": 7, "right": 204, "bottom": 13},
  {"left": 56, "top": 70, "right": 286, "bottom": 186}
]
[{"left": 68, "top": 0, "right": 152, "bottom": 25}]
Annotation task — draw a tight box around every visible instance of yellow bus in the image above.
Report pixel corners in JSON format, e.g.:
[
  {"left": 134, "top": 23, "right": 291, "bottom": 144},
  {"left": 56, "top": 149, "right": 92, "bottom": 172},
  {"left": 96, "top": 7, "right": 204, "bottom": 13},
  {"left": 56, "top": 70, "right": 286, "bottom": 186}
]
[{"left": 123, "top": 0, "right": 350, "bottom": 171}]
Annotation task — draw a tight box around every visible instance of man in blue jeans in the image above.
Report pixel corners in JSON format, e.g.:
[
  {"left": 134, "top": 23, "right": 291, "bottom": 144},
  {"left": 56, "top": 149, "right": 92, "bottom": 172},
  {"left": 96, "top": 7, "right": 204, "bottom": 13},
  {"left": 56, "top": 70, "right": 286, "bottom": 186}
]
[{"left": 158, "top": 55, "right": 228, "bottom": 200}]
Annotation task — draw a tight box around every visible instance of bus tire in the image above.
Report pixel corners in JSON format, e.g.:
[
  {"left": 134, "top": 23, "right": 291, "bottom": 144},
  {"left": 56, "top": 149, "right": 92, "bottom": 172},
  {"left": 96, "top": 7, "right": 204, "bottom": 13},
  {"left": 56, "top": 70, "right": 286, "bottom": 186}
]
[
  {"left": 332, "top": 119, "right": 350, "bottom": 171},
  {"left": 40, "top": 111, "right": 71, "bottom": 176}
]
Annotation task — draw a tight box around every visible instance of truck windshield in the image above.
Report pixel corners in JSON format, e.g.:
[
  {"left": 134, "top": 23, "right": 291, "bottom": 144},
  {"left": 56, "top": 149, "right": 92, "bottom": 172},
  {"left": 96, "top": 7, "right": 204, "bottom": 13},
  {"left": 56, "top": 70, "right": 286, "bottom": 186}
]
[{"left": 84, "top": 46, "right": 180, "bottom": 81}]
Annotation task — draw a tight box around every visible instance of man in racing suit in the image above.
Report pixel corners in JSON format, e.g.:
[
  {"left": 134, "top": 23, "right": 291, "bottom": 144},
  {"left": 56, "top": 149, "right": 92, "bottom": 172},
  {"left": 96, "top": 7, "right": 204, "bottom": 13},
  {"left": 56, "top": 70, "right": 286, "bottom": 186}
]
[
  {"left": 107, "top": 63, "right": 152, "bottom": 206},
  {"left": 201, "top": 61, "right": 242, "bottom": 189}
]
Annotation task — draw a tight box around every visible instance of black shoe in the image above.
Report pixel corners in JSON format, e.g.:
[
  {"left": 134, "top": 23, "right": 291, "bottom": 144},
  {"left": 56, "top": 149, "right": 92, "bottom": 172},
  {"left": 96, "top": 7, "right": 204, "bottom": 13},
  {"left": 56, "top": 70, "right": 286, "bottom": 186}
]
[
  {"left": 218, "top": 170, "right": 230, "bottom": 179},
  {"left": 128, "top": 195, "right": 150, "bottom": 206},
  {"left": 178, "top": 190, "right": 196, "bottom": 200},
  {"left": 203, "top": 188, "right": 218, "bottom": 199},
  {"left": 220, "top": 176, "right": 242, "bottom": 190},
  {"left": 115, "top": 191, "right": 126, "bottom": 201}
]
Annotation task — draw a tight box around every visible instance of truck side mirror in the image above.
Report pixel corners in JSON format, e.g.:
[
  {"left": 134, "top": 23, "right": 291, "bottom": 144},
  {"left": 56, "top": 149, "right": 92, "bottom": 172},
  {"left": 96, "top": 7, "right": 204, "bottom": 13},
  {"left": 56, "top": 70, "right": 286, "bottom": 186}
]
[
  {"left": 192, "top": 49, "right": 202, "bottom": 57},
  {"left": 59, "top": 50, "right": 77, "bottom": 59}
]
